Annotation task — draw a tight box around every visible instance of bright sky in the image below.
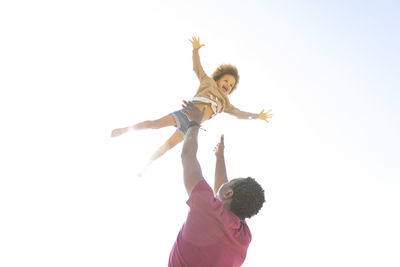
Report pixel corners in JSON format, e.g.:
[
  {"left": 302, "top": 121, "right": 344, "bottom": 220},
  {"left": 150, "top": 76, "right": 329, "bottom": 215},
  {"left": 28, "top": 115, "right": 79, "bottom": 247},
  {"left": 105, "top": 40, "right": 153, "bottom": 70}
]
[{"left": 1, "top": 1, "right": 400, "bottom": 266}]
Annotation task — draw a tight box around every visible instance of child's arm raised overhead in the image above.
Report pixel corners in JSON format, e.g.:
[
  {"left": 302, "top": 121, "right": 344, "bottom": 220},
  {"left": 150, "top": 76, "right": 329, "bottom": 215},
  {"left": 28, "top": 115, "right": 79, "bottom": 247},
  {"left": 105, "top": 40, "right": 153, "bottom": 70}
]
[
  {"left": 224, "top": 105, "right": 273, "bottom": 123},
  {"left": 189, "top": 36, "right": 207, "bottom": 81}
]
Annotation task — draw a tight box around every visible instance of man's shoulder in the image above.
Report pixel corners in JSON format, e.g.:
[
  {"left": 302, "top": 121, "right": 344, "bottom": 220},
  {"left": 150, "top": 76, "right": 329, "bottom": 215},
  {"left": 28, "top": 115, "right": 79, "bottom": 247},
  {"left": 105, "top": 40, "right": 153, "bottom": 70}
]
[
  {"left": 190, "top": 179, "right": 213, "bottom": 197},
  {"left": 187, "top": 180, "right": 216, "bottom": 207}
]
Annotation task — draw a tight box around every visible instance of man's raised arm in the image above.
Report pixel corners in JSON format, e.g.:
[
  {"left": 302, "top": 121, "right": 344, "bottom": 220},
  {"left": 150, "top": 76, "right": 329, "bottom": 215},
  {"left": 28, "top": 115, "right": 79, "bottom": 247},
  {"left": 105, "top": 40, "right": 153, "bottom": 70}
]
[
  {"left": 181, "top": 101, "right": 205, "bottom": 196},
  {"left": 214, "top": 135, "right": 228, "bottom": 194}
]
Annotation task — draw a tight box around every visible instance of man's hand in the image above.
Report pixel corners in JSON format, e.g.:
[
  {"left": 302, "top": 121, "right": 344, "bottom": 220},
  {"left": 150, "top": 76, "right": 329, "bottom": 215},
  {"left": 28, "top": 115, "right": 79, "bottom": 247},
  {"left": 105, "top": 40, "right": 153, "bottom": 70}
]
[
  {"left": 189, "top": 36, "right": 205, "bottom": 51},
  {"left": 257, "top": 109, "right": 273, "bottom": 123},
  {"left": 214, "top": 134, "right": 225, "bottom": 158},
  {"left": 182, "top": 100, "right": 205, "bottom": 124}
]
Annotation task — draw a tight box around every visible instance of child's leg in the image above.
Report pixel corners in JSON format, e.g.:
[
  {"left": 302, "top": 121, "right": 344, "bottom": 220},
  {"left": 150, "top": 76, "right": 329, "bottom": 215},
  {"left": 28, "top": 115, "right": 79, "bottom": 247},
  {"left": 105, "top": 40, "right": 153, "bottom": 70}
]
[
  {"left": 111, "top": 114, "right": 176, "bottom": 137},
  {"left": 138, "top": 130, "right": 184, "bottom": 176},
  {"left": 133, "top": 114, "right": 176, "bottom": 130},
  {"left": 150, "top": 130, "right": 184, "bottom": 162}
]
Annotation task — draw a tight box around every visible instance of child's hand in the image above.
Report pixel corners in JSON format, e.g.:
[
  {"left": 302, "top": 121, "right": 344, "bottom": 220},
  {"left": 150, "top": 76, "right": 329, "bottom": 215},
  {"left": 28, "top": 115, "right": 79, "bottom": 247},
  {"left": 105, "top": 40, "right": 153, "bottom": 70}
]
[
  {"left": 189, "top": 36, "right": 205, "bottom": 50},
  {"left": 257, "top": 109, "right": 273, "bottom": 123},
  {"left": 213, "top": 134, "right": 225, "bottom": 157},
  {"left": 182, "top": 100, "right": 205, "bottom": 124}
]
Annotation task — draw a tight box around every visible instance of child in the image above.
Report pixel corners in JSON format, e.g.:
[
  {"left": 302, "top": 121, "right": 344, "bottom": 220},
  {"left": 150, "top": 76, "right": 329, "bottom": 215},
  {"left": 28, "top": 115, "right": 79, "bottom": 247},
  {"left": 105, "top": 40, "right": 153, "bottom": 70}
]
[{"left": 111, "top": 37, "right": 272, "bottom": 173}]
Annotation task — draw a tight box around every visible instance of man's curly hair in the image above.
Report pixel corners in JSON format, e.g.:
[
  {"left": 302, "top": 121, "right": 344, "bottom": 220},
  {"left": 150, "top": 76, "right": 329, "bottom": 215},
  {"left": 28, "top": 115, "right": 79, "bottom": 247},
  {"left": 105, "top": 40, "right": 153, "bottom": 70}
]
[
  {"left": 230, "top": 177, "right": 265, "bottom": 220},
  {"left": 211, "top": 64, "right": 240, "bottom": 94}
]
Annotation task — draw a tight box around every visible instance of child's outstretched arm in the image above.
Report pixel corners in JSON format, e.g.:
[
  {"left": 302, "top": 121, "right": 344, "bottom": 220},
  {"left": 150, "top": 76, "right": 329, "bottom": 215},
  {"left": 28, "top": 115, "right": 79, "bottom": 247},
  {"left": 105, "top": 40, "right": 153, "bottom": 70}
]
[
  {"left": 224, "top": 105, "right": 273, "bottom": 123},
  {"left": 189, "top": 36, "right": 207, "bottom": 81}
]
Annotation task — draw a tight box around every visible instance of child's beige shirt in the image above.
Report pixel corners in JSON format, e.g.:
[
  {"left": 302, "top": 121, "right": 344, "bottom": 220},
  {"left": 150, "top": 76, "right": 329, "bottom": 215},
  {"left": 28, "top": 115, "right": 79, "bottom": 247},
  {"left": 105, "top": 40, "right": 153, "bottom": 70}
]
[{"left": 192, "top": 50, "right": 258, "bottom": 120}]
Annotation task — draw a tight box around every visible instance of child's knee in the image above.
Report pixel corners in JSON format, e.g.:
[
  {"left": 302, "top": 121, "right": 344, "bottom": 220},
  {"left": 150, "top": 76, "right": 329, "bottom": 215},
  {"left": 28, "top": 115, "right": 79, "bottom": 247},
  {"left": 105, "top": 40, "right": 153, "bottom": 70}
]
[
  {"left": 165, "top": 138, "right": 182, "bottom": 149},
  {"left": 165, "top": 141, "right": 175, "bottom": 149}
]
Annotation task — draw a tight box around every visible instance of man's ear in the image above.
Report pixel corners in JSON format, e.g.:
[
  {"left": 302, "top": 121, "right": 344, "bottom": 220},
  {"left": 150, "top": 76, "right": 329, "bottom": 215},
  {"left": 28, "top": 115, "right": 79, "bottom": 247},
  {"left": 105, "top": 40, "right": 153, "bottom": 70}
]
[{"left": 224, "top": 188, "right": 234, "bottom": 200}]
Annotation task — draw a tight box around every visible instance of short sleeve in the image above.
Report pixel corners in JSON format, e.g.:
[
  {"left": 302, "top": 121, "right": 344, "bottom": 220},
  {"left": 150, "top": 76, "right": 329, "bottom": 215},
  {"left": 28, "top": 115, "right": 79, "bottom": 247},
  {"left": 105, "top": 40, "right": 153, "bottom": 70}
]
[
  {"left": 186, "top": 180, "right": 215, "bottom": 208},
  {"left": 186, "top": 180, "right": 242, "bottom": 229}
]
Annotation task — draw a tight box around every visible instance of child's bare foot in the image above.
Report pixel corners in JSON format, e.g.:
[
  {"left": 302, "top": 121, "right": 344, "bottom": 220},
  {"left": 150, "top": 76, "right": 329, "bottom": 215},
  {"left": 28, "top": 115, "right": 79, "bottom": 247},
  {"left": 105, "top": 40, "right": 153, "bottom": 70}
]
[{"left": 111, "top": 127, "right": 129, "bottom": 137}]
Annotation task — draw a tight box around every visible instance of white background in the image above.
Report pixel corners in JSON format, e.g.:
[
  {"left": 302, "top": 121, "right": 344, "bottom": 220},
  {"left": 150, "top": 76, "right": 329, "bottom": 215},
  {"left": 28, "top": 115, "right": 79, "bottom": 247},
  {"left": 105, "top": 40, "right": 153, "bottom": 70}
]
[{"left": 1, "top": 1, "right": 399, "bottom": 266}]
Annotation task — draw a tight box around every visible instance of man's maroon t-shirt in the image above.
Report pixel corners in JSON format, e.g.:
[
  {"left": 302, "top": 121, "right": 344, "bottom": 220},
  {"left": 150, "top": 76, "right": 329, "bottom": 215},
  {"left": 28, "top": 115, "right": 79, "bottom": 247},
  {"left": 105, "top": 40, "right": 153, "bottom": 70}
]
[{"left": 169, "top": 180, "right": 251, "bottom": 267}]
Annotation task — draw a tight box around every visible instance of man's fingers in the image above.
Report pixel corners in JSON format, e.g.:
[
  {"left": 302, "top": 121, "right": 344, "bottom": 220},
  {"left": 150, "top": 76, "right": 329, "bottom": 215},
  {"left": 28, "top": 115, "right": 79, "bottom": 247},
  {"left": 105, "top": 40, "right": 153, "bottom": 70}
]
[
  {"left": 181, "top": 101, "right": 188, "bottom": 109},
  {"left": 183, "top": 100, "right": 194, "bottom": 107},
  {"left": 182, "top": 100, "right": 195, "bottom": 109}
]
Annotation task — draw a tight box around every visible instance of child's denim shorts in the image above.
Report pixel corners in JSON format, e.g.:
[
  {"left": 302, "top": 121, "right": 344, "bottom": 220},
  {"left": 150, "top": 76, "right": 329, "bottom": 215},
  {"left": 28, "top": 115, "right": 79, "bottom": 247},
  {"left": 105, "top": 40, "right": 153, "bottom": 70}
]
[{"left": 172, "top": 110, "right": 190, "bottom": 136}]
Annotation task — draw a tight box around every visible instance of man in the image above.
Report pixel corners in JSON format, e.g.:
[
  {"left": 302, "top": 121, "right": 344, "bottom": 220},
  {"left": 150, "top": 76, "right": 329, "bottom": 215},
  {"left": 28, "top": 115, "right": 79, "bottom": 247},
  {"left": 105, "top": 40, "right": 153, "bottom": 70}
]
[{"left": 169, "top": 101, "right": 265, "bottom": 267}]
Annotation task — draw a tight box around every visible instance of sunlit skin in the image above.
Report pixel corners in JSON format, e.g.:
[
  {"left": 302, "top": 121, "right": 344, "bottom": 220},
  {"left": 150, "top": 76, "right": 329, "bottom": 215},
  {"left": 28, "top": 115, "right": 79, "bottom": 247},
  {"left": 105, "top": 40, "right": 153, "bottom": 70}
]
[
  {"left": 217, "top": 74, "right": 236, "bottom": 95},
  {"left": 111, "top": 36, "right": 273, "bottom": 175},
  {"left": 212, "top": 134, "right": 246, "bottom": 211}
]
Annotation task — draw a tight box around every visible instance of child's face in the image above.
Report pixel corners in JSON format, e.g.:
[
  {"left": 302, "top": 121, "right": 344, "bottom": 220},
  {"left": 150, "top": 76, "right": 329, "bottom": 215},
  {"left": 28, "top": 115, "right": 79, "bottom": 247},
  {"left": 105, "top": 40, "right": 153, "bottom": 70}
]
[{"left": 217, "top": 74, "right": 236, "bottom": 95}]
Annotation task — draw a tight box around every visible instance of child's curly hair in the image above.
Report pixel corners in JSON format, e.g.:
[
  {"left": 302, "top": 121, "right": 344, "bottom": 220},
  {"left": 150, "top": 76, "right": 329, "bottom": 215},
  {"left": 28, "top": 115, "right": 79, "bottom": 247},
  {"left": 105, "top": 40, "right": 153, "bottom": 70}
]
[
  {"left": 211, "top": 64, "right": 240, "bottom": 94},
  {"left": 230, "top": 177, "right": 265, "bottom": 220}
]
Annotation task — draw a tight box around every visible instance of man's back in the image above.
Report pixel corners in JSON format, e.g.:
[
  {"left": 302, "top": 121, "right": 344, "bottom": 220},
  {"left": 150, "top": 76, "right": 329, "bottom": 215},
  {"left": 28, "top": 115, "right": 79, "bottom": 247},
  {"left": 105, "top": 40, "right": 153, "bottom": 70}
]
[{"left": 169, "top": 180, "right": 251, "bottom": 267}]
